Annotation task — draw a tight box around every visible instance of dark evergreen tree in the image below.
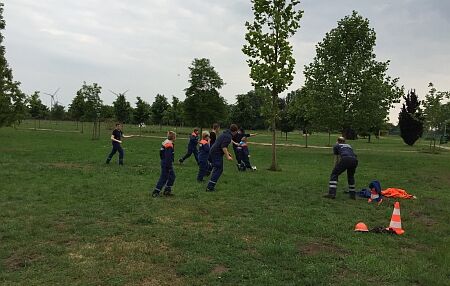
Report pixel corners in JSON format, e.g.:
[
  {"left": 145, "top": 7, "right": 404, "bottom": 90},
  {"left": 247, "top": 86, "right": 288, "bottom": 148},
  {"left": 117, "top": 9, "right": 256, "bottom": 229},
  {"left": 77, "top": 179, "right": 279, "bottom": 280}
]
[{"left": 398, "top": 90, "right": 424, "bottom": 146}]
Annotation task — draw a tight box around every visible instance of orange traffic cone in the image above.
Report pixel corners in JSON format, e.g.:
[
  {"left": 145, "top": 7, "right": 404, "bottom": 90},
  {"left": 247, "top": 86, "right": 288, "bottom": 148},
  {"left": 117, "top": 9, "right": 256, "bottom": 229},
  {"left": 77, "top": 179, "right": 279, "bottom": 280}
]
[{"left": 386, "top": 201, "right": 405, "bottom": 235}]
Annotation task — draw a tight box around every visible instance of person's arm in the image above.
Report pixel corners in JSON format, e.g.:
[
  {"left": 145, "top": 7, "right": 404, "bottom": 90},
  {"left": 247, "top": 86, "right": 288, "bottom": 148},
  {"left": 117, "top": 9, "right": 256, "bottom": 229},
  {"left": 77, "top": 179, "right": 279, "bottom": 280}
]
[
  {"left": 164, "top": 146, "right": 173, "bottom": 168},
  {"left": 122, "top": 134, "right": 134, "bottom": 138},
  {"left": 111, "top": 135, "right": 122, "bottom": 144},
  {"left": 232, "top": 140, "right": 239, "bottom": 146},
  {"left": 223, "top": 147, "right": 233, "bottom": 160},
  {"left": 334, "top": 155, "right": 340, "bottom": 166}
]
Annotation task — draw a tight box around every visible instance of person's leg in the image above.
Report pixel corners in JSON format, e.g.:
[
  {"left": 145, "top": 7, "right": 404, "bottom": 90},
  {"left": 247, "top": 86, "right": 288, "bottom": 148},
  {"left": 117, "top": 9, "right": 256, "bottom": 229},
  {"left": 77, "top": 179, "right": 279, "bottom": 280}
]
[
  {"left": 326, "top": 160, "right": 347, "bottom": 198},
  {"left": 163, "top": 167, "right": 176, "bottom": 196},
  {"left": 193, "top": 148, "right": 199, "bottom": 164},
  {"left": 197, "top": 160, "right": 207, "bottom": 182},
  {"left": 347, "top": 159, "right": 358, "bottom": 199},
  {"left": 243, "top": 154, "right": 252, "bottom": 169},
  {"left": 153, "top": 166, "right": 169, "bottom": 197},
  {"left": 179, "top": 148, "right": 193, "bottom": 162},
  {"left": 106, "top": 145, "right": 118, "bottom": 164},
  {"left": 207, "top": 156, "right": 223, "bottom": 191},
  {"left": 118, "top": 145, "right": 124, "bottom": 165}
]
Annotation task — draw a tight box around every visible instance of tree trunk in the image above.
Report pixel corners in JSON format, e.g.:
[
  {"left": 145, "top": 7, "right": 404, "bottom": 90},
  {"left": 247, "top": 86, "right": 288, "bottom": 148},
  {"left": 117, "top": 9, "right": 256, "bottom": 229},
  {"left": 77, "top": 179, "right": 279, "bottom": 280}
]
[
  {"left": 34, "top": 119, "right": 37, "bottom": 130},
  {"left": 139, "top": 126, "right": 142, "bottom": 136},
  {"left": 305, "top": 130, "right": 308, "bottom": 148},
  {"left": 38, "top": 119, "right": 40, "bottom": 128},
  {"left": 328, "top": 130, "right": 331, "bottom": 146},
  {"left": 368, "top": 134, "right": 371, "bottom": 143},
  {"left": 81, "top": 121, "right": 84, "bottom": 134},
  {"left": 285, "top": 132, "right": 287, "bottom": 141},
  {"left": 269, "top": 92, "right": 278, "bottom": 171},
  {"left": 76, "top": 121, "right": 79, "bottom": 130}
]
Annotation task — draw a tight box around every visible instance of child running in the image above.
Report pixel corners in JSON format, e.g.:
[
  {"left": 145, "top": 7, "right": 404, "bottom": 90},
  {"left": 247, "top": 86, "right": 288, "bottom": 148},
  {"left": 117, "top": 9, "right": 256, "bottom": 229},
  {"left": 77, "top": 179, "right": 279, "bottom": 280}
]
[{"left": 237, "top": 136, "right": 257, "bottom": 171}]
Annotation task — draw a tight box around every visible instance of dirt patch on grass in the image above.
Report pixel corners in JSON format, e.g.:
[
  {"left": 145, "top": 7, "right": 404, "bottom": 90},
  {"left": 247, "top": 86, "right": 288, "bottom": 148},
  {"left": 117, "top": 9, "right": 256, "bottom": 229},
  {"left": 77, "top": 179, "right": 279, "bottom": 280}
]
[
  {"left": 211, "top": 265, "right": 229, "bottom": 275},
  {"left": 48, "top": 162, "right": 93, "bottom": 170},
  {"left": 410, "top": 211, "right": 437, "bottom": 227},
  {"left": 4, "top": 252, "right": 40, "bottom": 271},
  {"left": 298, "top": 241, "right": 350, "bottom": 256}
]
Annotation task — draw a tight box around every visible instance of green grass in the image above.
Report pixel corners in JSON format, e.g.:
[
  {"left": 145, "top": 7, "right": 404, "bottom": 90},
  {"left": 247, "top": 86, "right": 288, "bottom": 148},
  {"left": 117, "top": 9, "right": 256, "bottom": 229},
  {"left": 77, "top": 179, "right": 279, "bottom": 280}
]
[{"left": 1, "top": 122, "right": 449, "bottom": 285}]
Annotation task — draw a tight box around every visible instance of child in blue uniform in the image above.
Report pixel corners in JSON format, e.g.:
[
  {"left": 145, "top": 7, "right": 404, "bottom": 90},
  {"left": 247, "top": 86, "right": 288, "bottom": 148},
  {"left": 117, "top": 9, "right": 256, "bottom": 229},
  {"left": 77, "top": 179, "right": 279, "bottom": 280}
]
[
  {"left": 197, "top": 131, "right": 211, "bottom": 182},
  {"left": 152, "top": 131, "right": 177, "bottom": 197},
  {"left": 232, "top": 128, "right": 257, "bottom": 170},
  {"left": 179, "top": 128, "right": 199, "bottom": 164},
  {"left": 237, "top": 137, "right": 256, "bottom": 171}
]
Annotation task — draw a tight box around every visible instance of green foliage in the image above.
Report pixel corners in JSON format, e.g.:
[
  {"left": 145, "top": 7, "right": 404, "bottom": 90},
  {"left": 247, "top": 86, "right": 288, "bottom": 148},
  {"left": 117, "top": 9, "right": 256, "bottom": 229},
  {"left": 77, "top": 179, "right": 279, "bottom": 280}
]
[
  {"left": 183, "top": 58, "right": 227, "bottom": 128},
  {"left": 50, "top": 103, "right": 66, "bottom": 121},
  {"left": 76, "top": 82, "right": 102, "bottom": 122},
  {"left": 133, "top": 96, "right": 151, "bottom": 125},
  {"left": 229, "top": 89, "right": 267, "bottom": 130},
  {"left": 113, "top": 93, "right": 132, "bottom": 123},
  {"left": 423, "top": 82, "right": 450, "bottom": 132},
  {"left": 28, "top": 91, "right": 49, "bottom": 120},
  {"left": 150, "top": 94, "right": 170, "bottom": 126},
  {"left": 0, "top": 3, "right": 26, "bottom": 127},
  {"left": 303, "top": 11, "right": 403, "bottom": 137},
  {"left": 68, "top": 91, "right": 86, "bottom": 121},
  {"left": 399, "top": 90, "right": 424, "bottom": 146},
  {"left": 243, "top": 0, "right": 303, "bottom": 170},
  {"left": 166, "top": 96, "right": 184, "bottom": 126}
]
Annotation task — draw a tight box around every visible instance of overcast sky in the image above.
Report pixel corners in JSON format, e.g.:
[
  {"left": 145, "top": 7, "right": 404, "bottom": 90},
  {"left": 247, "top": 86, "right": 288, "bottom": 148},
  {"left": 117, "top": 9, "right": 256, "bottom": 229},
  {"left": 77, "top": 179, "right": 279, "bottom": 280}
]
[{"left": 4, "top": 0, "right": 450, "bottom": 123}]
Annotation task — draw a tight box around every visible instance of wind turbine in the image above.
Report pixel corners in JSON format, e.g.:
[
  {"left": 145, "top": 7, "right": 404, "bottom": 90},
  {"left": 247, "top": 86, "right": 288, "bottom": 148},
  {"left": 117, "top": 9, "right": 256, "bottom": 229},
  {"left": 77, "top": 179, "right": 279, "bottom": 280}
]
[
  {"left": 109, "top": 89, "right": 129, "bottom": 97},
  {"left": 44, "top": 88, "right": 60, "bottom": 111}
]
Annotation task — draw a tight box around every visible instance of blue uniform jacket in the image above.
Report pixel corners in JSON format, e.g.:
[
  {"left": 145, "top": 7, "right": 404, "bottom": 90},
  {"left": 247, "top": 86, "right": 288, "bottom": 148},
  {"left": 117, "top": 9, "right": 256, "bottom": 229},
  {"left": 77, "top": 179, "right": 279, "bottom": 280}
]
[
  {"left": 188, "top": 132, "right": 199, "bottom": 150},
  {"left": 160, "top": 139, "right": 174, "bottom": 168},
  {"left": 198, "top": 139, "right": 210, "bottom": 162}
]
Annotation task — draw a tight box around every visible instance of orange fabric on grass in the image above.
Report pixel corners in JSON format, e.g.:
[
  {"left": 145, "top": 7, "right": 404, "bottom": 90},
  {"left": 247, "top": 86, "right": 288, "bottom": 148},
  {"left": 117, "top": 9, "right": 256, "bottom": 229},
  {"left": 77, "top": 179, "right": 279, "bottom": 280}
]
[{"left": 381, "top": 188, "right": 415, "bottom": 199}]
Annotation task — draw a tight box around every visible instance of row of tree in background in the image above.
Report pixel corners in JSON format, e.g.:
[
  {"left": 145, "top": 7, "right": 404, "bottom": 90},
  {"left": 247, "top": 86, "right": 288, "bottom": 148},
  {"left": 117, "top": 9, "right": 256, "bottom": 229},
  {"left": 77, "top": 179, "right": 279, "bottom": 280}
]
[{"left": 1, "top": 2, "right": 449, "bottom": 163}]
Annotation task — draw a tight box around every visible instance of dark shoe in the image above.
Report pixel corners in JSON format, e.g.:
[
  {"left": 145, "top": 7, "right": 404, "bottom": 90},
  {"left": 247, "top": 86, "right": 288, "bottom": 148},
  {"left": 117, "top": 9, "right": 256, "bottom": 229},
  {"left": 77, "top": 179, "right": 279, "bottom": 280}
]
[
  {"left": 178, "top": 159, "right": 183, "bottom": 164},
  {"left": 323, "top": 194, "right": 336, "bottom": 199},
  {"left": 151, "top": 190, "right": 160, "bottom": 197},
  {"left": 349, "top": 191, "right": 356, "bottom": 200},
  {"left": 163, "top": 190, "right": 174, "bottom": 197},
  {"left": 206, "top": 187, "right": 216, "bottom": 192},
  {"left": 105, "top": 159, "right": 111, "bottom": 164}
]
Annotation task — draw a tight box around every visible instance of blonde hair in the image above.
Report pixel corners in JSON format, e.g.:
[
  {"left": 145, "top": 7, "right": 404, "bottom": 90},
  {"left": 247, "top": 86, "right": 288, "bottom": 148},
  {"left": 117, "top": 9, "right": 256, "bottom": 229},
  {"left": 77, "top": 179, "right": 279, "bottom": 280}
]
[
  {"left": 202, "top": 131, "right": 210, "bottom": 139},
  {"left": 337, "top": 136, "right": 345, "bottom": 143},
  {"left": 167, "top": 131, "right": 176, "bottom": 141}
]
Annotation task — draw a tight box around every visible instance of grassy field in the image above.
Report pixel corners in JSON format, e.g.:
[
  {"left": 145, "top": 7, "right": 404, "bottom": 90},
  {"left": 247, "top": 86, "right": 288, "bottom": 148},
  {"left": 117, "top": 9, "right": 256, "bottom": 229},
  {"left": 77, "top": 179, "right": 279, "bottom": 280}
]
[{"left": 1, "top": 121, "right": 449, "bottom": 285}]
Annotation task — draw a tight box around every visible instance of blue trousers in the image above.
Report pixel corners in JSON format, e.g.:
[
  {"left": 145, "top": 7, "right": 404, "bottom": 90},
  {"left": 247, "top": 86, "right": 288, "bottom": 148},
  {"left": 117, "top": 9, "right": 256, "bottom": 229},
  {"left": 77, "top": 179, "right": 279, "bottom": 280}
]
[
  {"left": 155, "top": 165, "right": 176, "bottom": 191},
  {"left": 197, "top": 159, "right": 209, "bottom": 181},
  {"left": 106, "top": 143, "right": 124, "bottom": 165},
  {"left": 328, "top": 157, "right": 358, "bottom": 195},
  {"left": 207, "top": 155, "right": 223, "bottom": 190},
  {"left": 181, "top": 148, "right": 198, "bottom": 163}
]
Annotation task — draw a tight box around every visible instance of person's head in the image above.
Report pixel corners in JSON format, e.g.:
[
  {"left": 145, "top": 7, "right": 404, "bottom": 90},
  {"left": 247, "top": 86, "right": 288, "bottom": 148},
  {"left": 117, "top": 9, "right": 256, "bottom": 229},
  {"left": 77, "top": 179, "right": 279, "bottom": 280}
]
[
  {"left": 202, "top": 131, "right": 210, "bottom": 140},
  {"left": 212, "top": 123, "right": 220, "bottom": 132},
  {"left": 167, "top": 131, "right": 176, "bottom": 141},
  {"left": 238, "top": 128, "right": 245, "bottom": 134},
  {"left": 230, "top": 124, "right": 238, "bottom": 135},
  {"left": 193, "top": 127, "right": 199, "bottom": 134},
  {"left": 115, "top": 123, "right": 122, "bottom": 130},
  {"left": 241, "top": 136, "right": 247, "bottom": 143},
  {"left": 337, "top": 136, "right": 345, "bottom": 144}
]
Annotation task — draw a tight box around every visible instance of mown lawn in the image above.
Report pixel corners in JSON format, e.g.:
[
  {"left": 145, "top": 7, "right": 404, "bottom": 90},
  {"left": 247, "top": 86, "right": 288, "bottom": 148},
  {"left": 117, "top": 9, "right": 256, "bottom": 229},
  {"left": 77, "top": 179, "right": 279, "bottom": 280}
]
[{"left": 1, "top": 124, "right": 449, "bottom": 285}]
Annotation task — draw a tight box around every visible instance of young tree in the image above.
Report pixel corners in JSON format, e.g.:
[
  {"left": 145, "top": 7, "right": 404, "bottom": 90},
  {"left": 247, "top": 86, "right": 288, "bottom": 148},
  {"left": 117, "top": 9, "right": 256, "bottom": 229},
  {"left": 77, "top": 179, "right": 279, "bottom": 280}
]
[
  {"left": 77, "top": 82, "right": 102, "bottom": 139},
  {"left": 398, "top": 90, "right": 424, "bottom": 146},
  {"left": 68, "top": 91, "right": 86, "bottom": 131},
  {"left": 51, "top": 103, "right": 66, "bottom": 121},
  {"left": 423, "top": 82, "right": 450, "bottom": 150},
  {"left": 303, "top": 11, "right": 402, "bottom": 142},
  {"left": 150, "top": 94, "right": 170, "bottom": 129},
  {"left": 278, "top": 97, "right": 295, "bottom": 140},
  {"left": 243, "top": 0, "right": 303, "bottom": 170},
  {"left": 133, "top": 96, "right": 151, "bottom": 135},
  {"left": 168, "top": 96, "right": 184, "bottom": 127},
  {"left": 229, "top": 89, "right": 267, "bottom": 130},
  {"left": 0, "top": 3, "right": 26, "bottom": 127},
  {"left": 184, "top": 58, "right": 227, "bottom": 130},
  {"left": 113, "top": 93, "right": 132, "bottom": 124},
  {"left": 28, "top": 91, "right": 48, "bottom": 128}
]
